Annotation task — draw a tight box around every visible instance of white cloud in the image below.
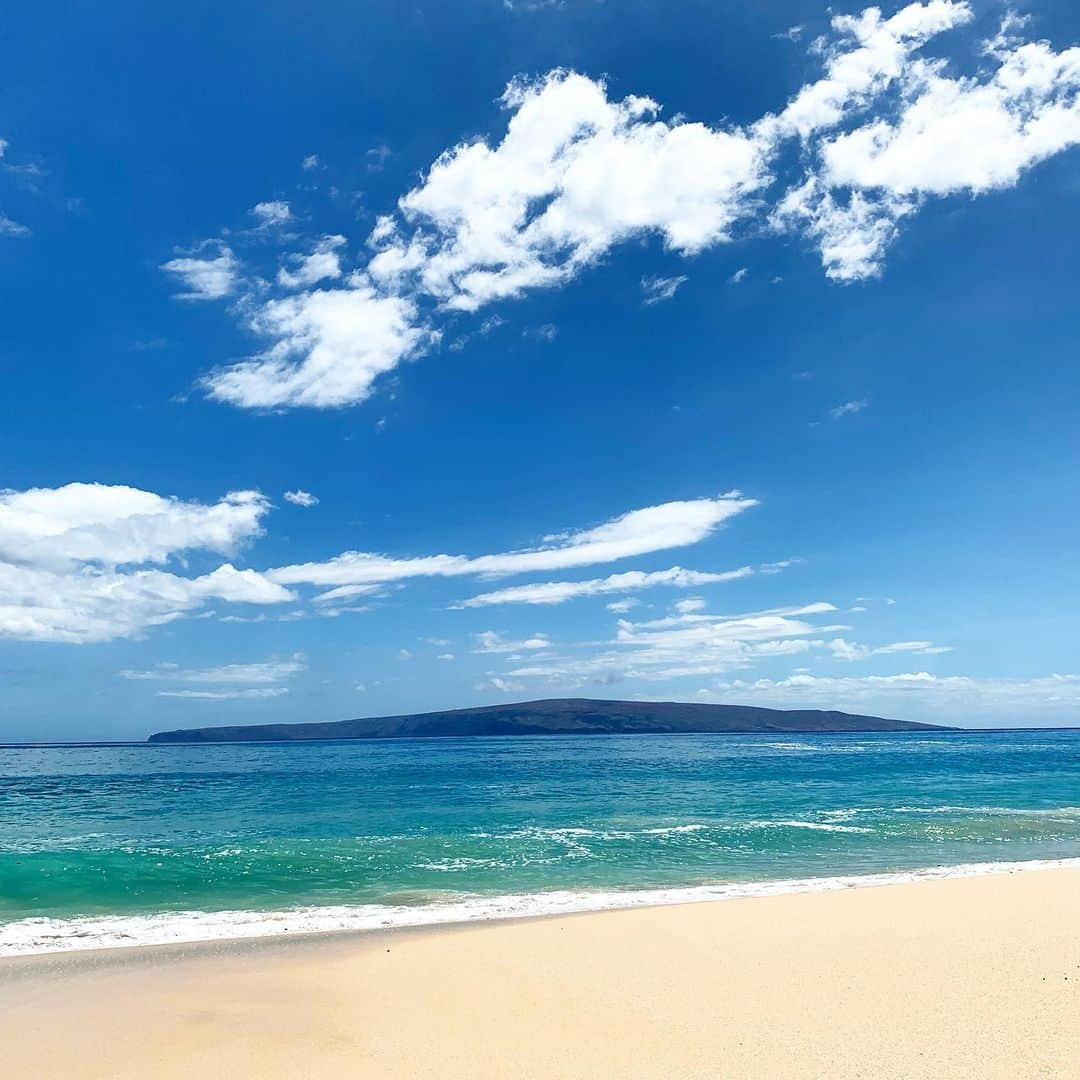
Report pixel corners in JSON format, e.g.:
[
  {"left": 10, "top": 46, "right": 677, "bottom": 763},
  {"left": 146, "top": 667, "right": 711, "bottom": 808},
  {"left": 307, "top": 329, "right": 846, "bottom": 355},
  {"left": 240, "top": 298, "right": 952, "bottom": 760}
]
[
  {"left": 827, "top": 637, "right": 950, "bottom": 661},
  {"left": 366, "top": 144, "right": 393, "bottom": 172},
  {"left": 437, "top": 653, "right": 456, "bottom": 661},
  {"left": 311, "top": 584, "right": 388, "bottom": 605},
  {"left": 0, "top": 138, "right": 32, "bottom": 237},
  {"left": 711, "top": 672, "right": 1080, "bottom": 713},
  {"left": 473, "top": 631, "right": 551, "bottom": 654},
  {"left": 371, "top": 70, "right": 768, "bottom": 314},
  {"left": 0, "top": 483, "right": 269, "bottom": 568},
  {"left": 760, "top": 558, "right": 800, "bottom": 575},
  {"left": 120, "top": 654, "right": 306, "bottom": 684},
  {"left": 606, "top": 598, "right": 640, "bottom": 613},
  {"left": 523, "top": 323, "right": 558, "bottom": 342},
  {"left": 456, "top": 564, "right": 753, "bottom": 607},
  {"left": 283, "top": 489, "right": 319, "bottom": 507},
  {"left": 503, "top": 601, "right": 846, "bottom": 682},
  {"left": 201, "top": 279, "right": 432, "bottom": 408},
  {"left": 761, "top": 2, "right": 976, "bottom": 142},
  {"left": 1, "top": 486, "right": 761, "bottom": 645},
  {"left": 475, "top": 675, "right": 526, "bottom": 694},
  {"left": 278, "top": 235, "right": 346, "bottom": 289},
  {"left": 170, "top": 6, "right": 1080, "bottom": 408},
  {"left": 161, "top": 245, "right": 238, "bottom": 300},
  {"left": 0, "top": 483, "right": 291, "bottom": 643},
  {"left": 728, "top": 267, "right": 748, "bottom": 284},
  {"left": 250, "top": 200, "right": 292, "bottom": 225},
  {"left": 0, "top": 561, "right": 292, "bottom": 644},
  {"left": 157, "top": 687, "right": 289, "bottom": 701},
  {"left": 301, "top": 154, "right": 321, "bottom": 171},
  {"left": 674, "top": 596, "right": 707, "bottom": 614},
  {"left": 269, "top": 494, "right": 755, "bottom": 587},
  {"left": 829, "top": 398, "right": 868, "bottom": 419},
  {"left": 774, "top": 25, "right": 804, "bottom": 43},
  {"left": 772, "top": 7, "right": 1080, "bottom": 279},
  {"left": 640, "top": 274, "right": 688, "bottom": 305},
  {"left": 0, "top": 213, "right": 30, "bottom": 238}
]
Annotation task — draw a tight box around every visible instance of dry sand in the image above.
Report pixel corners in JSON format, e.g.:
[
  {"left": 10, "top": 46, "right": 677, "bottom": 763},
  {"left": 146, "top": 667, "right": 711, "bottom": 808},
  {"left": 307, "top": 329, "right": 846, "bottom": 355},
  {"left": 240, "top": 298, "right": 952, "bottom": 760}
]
[{"left": 2, "top": 865, "right": 1078, "bottom": 1079}]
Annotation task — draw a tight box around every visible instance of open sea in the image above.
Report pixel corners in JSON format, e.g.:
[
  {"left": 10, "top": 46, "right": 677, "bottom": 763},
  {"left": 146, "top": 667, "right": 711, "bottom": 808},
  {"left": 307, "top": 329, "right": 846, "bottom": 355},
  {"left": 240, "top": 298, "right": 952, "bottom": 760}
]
[{"left": 2, "top": 729, "right": 1078, "bottom": 956}]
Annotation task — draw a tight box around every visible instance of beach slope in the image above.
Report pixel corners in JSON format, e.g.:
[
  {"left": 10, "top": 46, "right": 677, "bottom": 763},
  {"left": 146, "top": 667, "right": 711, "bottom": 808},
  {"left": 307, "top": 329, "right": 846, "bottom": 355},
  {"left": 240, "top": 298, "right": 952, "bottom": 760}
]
[{"left": 1, "top": 866, "right": 1077, "bottom": 1079}]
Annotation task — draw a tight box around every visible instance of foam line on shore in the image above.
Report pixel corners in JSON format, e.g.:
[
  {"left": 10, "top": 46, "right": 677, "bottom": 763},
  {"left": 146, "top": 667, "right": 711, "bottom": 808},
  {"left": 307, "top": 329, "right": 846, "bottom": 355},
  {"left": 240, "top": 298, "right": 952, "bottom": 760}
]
[{"left": 3, "top": 856, "right": 1079, "bottom": 958}]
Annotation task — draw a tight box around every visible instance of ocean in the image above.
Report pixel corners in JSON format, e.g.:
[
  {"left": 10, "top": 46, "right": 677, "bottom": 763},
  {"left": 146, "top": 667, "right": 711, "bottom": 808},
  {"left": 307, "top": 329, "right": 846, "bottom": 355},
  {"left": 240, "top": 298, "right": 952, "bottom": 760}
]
[{"left": 2, "top": 729, "right": 1078, "bottom": 956}]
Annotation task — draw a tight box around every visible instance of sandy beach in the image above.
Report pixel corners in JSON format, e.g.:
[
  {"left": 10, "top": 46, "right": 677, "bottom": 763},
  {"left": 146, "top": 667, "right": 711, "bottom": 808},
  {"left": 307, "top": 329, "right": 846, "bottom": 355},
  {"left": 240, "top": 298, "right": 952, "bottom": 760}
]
[{"left": 2, "top": 865, "right": 1078, "bottom": 1079}]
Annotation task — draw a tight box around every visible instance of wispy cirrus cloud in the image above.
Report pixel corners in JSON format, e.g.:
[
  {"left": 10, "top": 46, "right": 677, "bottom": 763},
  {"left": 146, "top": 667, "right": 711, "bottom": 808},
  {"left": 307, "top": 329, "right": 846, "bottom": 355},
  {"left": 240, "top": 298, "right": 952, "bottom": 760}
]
[
  {"left": 267, "top": 494, "right": 756, "bottom": 587},
  {"left": 120, "top": 654, "right": 306, "bottom": 684},
  {"left": 455, "top": 563, "right": 759, "bottom": 608},
  {"left": 830, "top": 398, "right": 868, "bottom": 420},
  {"left": 157, "top": 687, "right": 290, "bottom": 701},
  {"left": 640, "top": 274, "right": 688, "bottom": 305}
]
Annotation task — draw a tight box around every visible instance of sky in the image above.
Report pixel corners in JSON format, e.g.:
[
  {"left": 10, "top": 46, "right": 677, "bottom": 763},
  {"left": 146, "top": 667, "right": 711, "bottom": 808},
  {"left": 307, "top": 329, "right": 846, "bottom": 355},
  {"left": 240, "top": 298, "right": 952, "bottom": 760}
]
[{"left": 1, "top": 0, "right": 1079, "bottom": 740}]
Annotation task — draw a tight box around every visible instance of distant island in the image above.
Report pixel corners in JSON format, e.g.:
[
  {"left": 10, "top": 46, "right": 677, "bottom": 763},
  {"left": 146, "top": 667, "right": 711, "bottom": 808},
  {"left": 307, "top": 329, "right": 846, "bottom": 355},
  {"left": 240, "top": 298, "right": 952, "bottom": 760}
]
[{"left": 148, "top": 698, "right": 944, "bottom": 743}]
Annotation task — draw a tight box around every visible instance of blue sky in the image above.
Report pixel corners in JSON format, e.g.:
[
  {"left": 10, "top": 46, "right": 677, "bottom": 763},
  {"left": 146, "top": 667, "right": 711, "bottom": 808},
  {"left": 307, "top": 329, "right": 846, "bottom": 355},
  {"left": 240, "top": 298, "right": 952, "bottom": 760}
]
[{"left": 2, "top": 0, "right": 1079, "bottom": 739}]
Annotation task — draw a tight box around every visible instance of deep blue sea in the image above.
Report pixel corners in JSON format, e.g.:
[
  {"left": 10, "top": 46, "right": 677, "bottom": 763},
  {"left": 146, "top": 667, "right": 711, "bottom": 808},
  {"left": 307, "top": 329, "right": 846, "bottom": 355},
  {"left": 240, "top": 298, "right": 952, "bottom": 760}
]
[{"left": 2, "top": 730, "right": 1078, "bottom": 955}]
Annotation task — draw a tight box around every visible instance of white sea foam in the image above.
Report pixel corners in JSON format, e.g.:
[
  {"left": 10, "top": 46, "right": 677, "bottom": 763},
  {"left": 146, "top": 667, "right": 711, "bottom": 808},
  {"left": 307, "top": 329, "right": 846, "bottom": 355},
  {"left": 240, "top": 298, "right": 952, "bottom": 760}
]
[
  {"left": 891, "top": 805, "right": 1080, "bottom": 817},
  {"left": 751, "top": 819, "right": 874, "bottom": 834},
  {"left": 3, "top": 857, "right": 1079, "bottom": 958}
]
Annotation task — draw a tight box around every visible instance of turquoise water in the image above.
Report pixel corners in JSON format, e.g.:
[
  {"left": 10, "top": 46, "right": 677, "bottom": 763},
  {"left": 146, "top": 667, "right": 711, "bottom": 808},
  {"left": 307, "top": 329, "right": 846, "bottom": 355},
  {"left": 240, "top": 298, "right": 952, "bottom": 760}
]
[{"left": 2, "top": 730, "right": 1078, "bottom": 953}]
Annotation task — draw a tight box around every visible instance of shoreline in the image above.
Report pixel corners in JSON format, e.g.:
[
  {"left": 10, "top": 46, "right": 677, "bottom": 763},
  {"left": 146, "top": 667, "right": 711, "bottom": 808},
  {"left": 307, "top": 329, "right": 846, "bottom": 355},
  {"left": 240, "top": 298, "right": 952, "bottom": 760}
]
[
  {"left": 5, "top": 854, "right": 1080, "bottom": 960},
  {"left": 2, "top": 864, "right": 1077, "bottom": 1078}
]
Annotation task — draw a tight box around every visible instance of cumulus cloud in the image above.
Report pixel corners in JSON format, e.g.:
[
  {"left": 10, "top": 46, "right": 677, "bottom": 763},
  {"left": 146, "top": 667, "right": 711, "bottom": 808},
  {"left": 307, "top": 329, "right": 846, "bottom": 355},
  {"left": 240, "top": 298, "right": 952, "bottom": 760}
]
[
  {"left": 161, "top": 244, "right": 239, "bottom": 300},
  {"left": 369, "top": 70, "right": 768, "bottom": 313},
  {"left": 278, "top": 235, "right": 346, "bottom": 289},
  {"left": 250, "top": 200, "right": 292, "bottom": 225},
  {"left": 0, "top": 483, "right": 270, "bottom": 569},
  {"left": 167, "top": 4, "right": 1080, "bottom": 407},
  {"left": 0, "top": 483, "right": 291, "bottom": 643},
  {"left": 200, "top": 278, "right": 432, "bottom": 408},
  {"left": 771, "top": 5, "right": 1080, "bottom": 278}
]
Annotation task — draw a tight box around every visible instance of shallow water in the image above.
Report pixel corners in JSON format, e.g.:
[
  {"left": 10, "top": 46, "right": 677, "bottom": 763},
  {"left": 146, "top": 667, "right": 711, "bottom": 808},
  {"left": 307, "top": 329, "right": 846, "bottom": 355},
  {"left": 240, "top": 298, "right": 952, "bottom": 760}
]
[{"left": 2, "top": 729, "right": 1078, "bottom": 954}]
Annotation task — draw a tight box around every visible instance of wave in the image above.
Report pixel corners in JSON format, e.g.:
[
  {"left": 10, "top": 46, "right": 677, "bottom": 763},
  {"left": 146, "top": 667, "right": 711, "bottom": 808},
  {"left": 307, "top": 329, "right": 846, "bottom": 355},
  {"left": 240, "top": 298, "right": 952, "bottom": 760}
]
[
  {"left": 890, "top": 805, "right": 1080, "bottom": 817},
  {"left": 3, "top": 857, "right": 1078, "bottom": 958}
]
